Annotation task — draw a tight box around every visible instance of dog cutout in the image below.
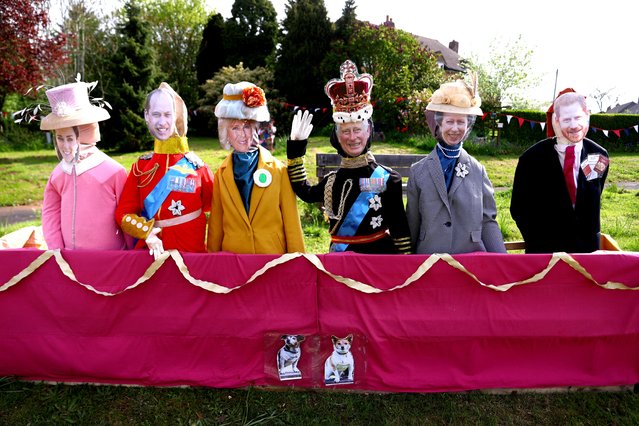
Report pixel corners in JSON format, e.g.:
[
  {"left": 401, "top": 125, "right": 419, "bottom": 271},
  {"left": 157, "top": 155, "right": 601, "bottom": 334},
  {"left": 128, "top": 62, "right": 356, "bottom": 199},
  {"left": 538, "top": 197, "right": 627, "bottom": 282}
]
[
  {"left": 324, "top": 334, "right": 354, "bottom": 385},
  {"left": 277, "top": 334, "right": 305, "bottom": 380}
]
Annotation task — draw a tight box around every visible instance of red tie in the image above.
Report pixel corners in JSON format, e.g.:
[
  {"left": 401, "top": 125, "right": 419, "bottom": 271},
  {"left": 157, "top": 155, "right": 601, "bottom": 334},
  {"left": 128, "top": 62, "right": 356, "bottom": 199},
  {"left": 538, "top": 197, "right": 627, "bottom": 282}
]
[{"left": 563, "top": 145, "right": 577, "bottom": 205}]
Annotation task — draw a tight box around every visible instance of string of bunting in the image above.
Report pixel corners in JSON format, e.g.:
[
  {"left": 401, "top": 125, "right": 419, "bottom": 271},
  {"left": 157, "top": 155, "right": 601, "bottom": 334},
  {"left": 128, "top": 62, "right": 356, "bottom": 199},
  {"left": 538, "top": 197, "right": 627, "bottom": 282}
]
[
  {"left": 248, "top": 97, "right": 639, "bottom": 139},
  {"left": 0, "top": 250, "right": 636, "bottom": 297},
  {"left": 481, "top": 112, "right": 639, "bottom": 138}
]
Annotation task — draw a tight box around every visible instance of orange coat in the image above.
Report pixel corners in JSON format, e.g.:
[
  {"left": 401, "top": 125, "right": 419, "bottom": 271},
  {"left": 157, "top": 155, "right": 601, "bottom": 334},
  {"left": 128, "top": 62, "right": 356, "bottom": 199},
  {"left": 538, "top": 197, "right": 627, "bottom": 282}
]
[{"left": 207, "top": 147, "right": 304, "bottom": 254}]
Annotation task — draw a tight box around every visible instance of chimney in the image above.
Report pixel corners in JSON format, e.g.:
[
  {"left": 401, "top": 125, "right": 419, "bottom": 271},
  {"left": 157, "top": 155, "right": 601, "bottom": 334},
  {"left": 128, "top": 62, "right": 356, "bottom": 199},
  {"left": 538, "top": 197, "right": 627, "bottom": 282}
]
[
  {"left": 449, "top": 40, "right": 459, "bottom": 53},
  {"left": 384, "top": 15, "right": 395, "bottom": 28}
]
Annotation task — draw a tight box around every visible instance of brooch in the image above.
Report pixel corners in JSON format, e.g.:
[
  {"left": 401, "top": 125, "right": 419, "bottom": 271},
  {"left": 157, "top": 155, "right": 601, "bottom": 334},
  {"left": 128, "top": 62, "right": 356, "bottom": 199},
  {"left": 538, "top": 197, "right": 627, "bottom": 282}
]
[
  {"left": 368, "top": 195, "right": 382, "bottom": 211},
  {"left": 455, "top": 163, "right": 469, "bottom": 178},
  {"left": 370, "top": 215, "right": 383, "bottom": 229},
  {"left": 168, "top": 199, "right": 185, "bottom": 216}
]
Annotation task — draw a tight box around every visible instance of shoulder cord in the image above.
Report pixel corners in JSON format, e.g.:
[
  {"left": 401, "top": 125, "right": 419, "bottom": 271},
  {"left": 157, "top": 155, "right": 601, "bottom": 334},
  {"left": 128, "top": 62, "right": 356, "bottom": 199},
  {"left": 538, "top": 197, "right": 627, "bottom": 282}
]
[
  {"left": 133, "top": 162, "right": 159, "bottom": 188},
  {"left": 325, "top": 174, "right": 353, "bottom": 234}
]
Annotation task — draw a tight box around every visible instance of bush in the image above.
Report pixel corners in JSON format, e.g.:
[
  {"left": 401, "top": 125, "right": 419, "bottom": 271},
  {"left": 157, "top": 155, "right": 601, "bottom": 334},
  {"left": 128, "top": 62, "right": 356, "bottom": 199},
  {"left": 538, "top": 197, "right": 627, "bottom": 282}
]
[
  {"left": 0, "top": 121, "right": 49, "bottom": 151},
  {"left": 399, "top": 88, "right": 433, "bottom": 136}
]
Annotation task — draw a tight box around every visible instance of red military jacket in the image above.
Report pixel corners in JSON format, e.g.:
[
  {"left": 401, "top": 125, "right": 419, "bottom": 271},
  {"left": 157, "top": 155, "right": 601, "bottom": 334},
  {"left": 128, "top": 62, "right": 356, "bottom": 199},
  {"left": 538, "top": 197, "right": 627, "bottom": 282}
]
[{"left": 115, "top": 136, "right": 214, "bottom": 252}]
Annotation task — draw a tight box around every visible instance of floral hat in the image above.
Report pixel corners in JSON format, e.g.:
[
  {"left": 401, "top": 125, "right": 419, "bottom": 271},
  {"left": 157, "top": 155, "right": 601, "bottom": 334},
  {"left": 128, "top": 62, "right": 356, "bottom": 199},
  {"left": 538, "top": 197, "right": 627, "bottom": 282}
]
[
  {"left": 214, "top": 82, "right": 270, "bottom": 122},
  {"left": 426, "top": 78, "right": 482, "bottom": 116},
  {"left": 40, "top": 82, "right": 110, "bottom": 130}
]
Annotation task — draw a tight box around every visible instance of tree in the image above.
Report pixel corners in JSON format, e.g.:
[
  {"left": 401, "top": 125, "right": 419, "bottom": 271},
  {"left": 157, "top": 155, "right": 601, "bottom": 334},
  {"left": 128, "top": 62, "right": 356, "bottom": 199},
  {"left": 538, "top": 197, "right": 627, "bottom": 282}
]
[
  {"left": 275, "top": 0, "right": 333, "bottom": 108},
  {"left": 57, "top": 0, "right": 117, "bottom": 92},
  {"left": 102, "top": 0, "right": 157, "bottom": 152},
  {"left": 466, "top": 35, "right": 541, "bottom": 110},
  {"left": 198, "top": 63, "right": 275, "bottom": 133},
  {"left": 224, "top": 0, "right": 278, "bottom": 69},
  {"left": 320, "top": 0, "right": 358, "bottom": 82},
  {"left": 141, "top": 0, "right": 208, "bottom": 108},
  {"left": 334, "top": 0, "right": 357, "bottom": 42},
  {"left": 0, "top": 0, "right": 67, "bottom": 110},
  {"left": 348, "top": 23, "right": 443, "bottom": 130},
  {"left": 590, "top": 87, "right": 619, "bottom": 113},
  {"left": 196, "top": 13, "right": 226, "bottom": 84}
]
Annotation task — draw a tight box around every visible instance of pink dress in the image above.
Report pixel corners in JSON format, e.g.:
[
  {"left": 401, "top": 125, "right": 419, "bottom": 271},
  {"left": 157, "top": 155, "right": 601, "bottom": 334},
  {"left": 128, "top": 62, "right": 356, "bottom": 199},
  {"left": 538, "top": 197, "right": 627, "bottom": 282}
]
[{"left": 42, "top": 149, "right": 131, "bottom": 250}]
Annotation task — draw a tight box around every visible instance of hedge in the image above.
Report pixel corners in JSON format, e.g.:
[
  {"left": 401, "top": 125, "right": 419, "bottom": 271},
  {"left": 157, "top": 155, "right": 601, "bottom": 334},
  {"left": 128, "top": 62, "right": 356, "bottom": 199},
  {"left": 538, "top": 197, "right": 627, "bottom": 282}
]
[{"left": 487, "top": 110, "right": 639, "bottom": 151}]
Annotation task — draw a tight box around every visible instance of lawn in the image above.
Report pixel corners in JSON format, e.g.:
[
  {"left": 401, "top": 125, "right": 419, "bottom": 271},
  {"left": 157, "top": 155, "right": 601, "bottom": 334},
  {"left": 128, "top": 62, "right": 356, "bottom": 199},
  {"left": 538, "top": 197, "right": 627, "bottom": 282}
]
[
  {"left": 1, "top": 379, "right": 639, "bottom": 425},
  {"left": 1, "top": 136, "right": 639, "bottom": 424},
  {"left": 1, "top": 135, "right": 638, "bottom": 251}
]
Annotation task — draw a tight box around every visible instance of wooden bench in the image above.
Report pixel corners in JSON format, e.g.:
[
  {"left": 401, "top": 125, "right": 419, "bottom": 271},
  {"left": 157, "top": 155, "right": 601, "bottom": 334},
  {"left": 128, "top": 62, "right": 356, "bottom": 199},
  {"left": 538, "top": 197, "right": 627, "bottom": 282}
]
[{"left": 316, "top": 153, "right": 426, "bottom": 195}]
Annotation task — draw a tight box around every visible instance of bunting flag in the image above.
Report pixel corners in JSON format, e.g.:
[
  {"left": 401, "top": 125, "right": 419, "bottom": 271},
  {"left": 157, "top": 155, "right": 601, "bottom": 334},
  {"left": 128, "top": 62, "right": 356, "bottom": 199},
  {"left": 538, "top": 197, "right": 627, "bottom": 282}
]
[
  {"left": 489, "top": 111, "right": 638, "bottom": 140},
  {"left": 266, "top": 98, "right": 638, "bottom": 140}
]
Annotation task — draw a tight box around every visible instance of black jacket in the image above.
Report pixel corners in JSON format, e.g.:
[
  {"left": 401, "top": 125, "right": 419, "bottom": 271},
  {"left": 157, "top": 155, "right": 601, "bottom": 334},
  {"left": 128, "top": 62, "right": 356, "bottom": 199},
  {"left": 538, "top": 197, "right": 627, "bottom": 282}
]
[{"left": 510, "top": 137, "right": 608, "bottom": 253}]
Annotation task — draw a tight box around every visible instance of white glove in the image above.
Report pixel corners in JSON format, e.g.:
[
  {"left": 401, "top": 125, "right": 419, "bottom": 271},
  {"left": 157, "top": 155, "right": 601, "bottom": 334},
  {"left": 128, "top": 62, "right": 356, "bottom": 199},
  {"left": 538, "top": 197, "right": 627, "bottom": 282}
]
[
  {"left": 290, "top": 110, "right": 314, "bottom": 141},
  {"left": 145, "top": 227, "right": 165, "bottom": 260}
]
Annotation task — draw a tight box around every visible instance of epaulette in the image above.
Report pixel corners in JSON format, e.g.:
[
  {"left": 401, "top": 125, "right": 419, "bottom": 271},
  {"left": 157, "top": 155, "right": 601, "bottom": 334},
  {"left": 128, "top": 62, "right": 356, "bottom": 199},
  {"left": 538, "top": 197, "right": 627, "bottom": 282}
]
[
  {"left": 184, "top": 152, "right": 204, "bottom": 169},
  {"left": 138, "top": 152, "right": 154, "bottom": 160}
]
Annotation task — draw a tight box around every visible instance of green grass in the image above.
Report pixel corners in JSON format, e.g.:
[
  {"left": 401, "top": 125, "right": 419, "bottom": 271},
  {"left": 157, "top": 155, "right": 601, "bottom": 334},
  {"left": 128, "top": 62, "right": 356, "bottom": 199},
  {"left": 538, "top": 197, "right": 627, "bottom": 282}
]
[
  {"left": 1, "top": 379, "right": 639, "bottom": 425},
  {"left": 3, "top": 135, "right": 637, "bottom": 251}
]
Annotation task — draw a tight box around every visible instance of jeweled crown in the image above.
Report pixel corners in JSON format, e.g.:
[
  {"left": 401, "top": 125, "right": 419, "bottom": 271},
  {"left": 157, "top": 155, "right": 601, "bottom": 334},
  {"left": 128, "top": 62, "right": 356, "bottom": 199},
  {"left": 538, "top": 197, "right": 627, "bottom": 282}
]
[{"left": 324, "top": 60, "right": 374, "bottom": 123}]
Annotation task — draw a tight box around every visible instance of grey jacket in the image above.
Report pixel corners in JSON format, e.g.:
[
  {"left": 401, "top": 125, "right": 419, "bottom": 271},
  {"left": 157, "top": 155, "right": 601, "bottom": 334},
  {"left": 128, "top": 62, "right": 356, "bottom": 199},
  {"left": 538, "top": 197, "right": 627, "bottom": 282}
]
[{"left": 406, "top": 148, "right": 506, "bottom": 254}]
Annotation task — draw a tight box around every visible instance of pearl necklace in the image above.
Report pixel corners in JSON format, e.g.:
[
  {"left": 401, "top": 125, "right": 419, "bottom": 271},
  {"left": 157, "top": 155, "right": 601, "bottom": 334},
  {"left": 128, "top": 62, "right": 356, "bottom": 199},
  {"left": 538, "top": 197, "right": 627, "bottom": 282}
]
[{"left": 436, "top": 142, "right": 462, "bottom": 159}]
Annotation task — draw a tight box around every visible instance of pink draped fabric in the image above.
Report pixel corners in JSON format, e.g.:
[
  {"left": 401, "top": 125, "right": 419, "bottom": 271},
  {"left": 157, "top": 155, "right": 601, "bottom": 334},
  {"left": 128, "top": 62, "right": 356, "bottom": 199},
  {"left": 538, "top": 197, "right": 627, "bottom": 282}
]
[{"left": 1, "top": 250, "right": 638, "bottom": 392}]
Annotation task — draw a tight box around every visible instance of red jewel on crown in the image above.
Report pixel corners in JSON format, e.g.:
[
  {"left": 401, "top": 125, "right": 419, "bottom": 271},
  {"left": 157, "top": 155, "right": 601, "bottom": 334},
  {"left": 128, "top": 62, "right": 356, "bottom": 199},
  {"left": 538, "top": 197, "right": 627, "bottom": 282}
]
[{"left": 324, "top": 60, "right": 373, "bottom": 114}]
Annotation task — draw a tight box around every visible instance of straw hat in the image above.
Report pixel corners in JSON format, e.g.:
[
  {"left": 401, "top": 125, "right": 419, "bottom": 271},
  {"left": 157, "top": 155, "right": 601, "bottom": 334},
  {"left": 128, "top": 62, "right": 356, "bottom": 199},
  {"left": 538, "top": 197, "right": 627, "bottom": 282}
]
[
  {"left": 215, "top": 82, "right": 270, "bottom": 122},
  {"left": 40, "top": 82, "right": 110, "bottom": 130},
  {"left": 426, "top": 80, "right": 482, "bottom": 116}
]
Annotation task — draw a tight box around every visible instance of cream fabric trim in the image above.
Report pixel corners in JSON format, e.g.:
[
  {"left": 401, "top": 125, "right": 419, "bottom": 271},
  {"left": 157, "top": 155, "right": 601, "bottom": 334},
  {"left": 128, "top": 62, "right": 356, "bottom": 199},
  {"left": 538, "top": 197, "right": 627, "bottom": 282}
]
[{"left": 0, "top": 251, "right": 636, "bottom": 296}]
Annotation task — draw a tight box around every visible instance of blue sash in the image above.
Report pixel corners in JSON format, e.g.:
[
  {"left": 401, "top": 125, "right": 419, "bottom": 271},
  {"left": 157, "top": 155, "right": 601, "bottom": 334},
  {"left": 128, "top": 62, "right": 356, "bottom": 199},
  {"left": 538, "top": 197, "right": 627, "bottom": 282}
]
[
  {"left": 142, "top": 157, "right": 196, "bottom": 219},
  {"left": 331, "top": 166, "right": 390, "bottom": 252}
]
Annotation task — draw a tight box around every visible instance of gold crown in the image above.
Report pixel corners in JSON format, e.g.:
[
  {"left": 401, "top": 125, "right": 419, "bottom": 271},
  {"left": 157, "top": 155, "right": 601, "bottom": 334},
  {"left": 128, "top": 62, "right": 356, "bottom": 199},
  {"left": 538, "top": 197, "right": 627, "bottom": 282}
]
[{"left": 324, "top": 60, "right": 374, "bottom": 123}]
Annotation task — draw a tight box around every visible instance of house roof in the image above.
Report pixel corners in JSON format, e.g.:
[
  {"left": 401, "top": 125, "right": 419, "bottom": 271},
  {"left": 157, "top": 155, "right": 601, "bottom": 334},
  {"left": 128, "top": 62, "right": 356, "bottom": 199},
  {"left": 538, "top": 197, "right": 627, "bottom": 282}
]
[
  {"left": 414, "top": 35, "right": 464, "bottom": 72},
  {"left": 606, "top": 101, "right": 639, "bottom": 114}
]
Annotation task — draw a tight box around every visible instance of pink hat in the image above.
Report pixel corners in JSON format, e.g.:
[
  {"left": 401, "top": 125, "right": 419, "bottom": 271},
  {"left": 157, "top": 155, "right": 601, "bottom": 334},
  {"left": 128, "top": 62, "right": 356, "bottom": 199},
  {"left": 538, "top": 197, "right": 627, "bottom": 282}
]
[{"left": 40, "top": 82, "right": 110, "bottom": 130}]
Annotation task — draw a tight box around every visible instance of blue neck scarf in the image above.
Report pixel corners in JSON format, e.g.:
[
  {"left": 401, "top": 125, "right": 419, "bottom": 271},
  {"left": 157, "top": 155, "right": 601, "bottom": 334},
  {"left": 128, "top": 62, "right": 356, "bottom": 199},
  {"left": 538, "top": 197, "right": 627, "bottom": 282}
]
[
  {"left": 436, "top": 141, "right": 462, "bottom": 191},
  {"left": 233, "top": 150, "right": 259, "bottom": 214}
]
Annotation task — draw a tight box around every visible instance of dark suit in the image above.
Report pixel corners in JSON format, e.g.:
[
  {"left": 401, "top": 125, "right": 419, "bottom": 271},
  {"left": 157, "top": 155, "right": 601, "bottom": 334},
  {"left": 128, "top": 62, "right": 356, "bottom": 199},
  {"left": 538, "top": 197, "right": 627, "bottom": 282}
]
[{"left": 510, "top": 137, "right": 608, "bottom": 253}]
